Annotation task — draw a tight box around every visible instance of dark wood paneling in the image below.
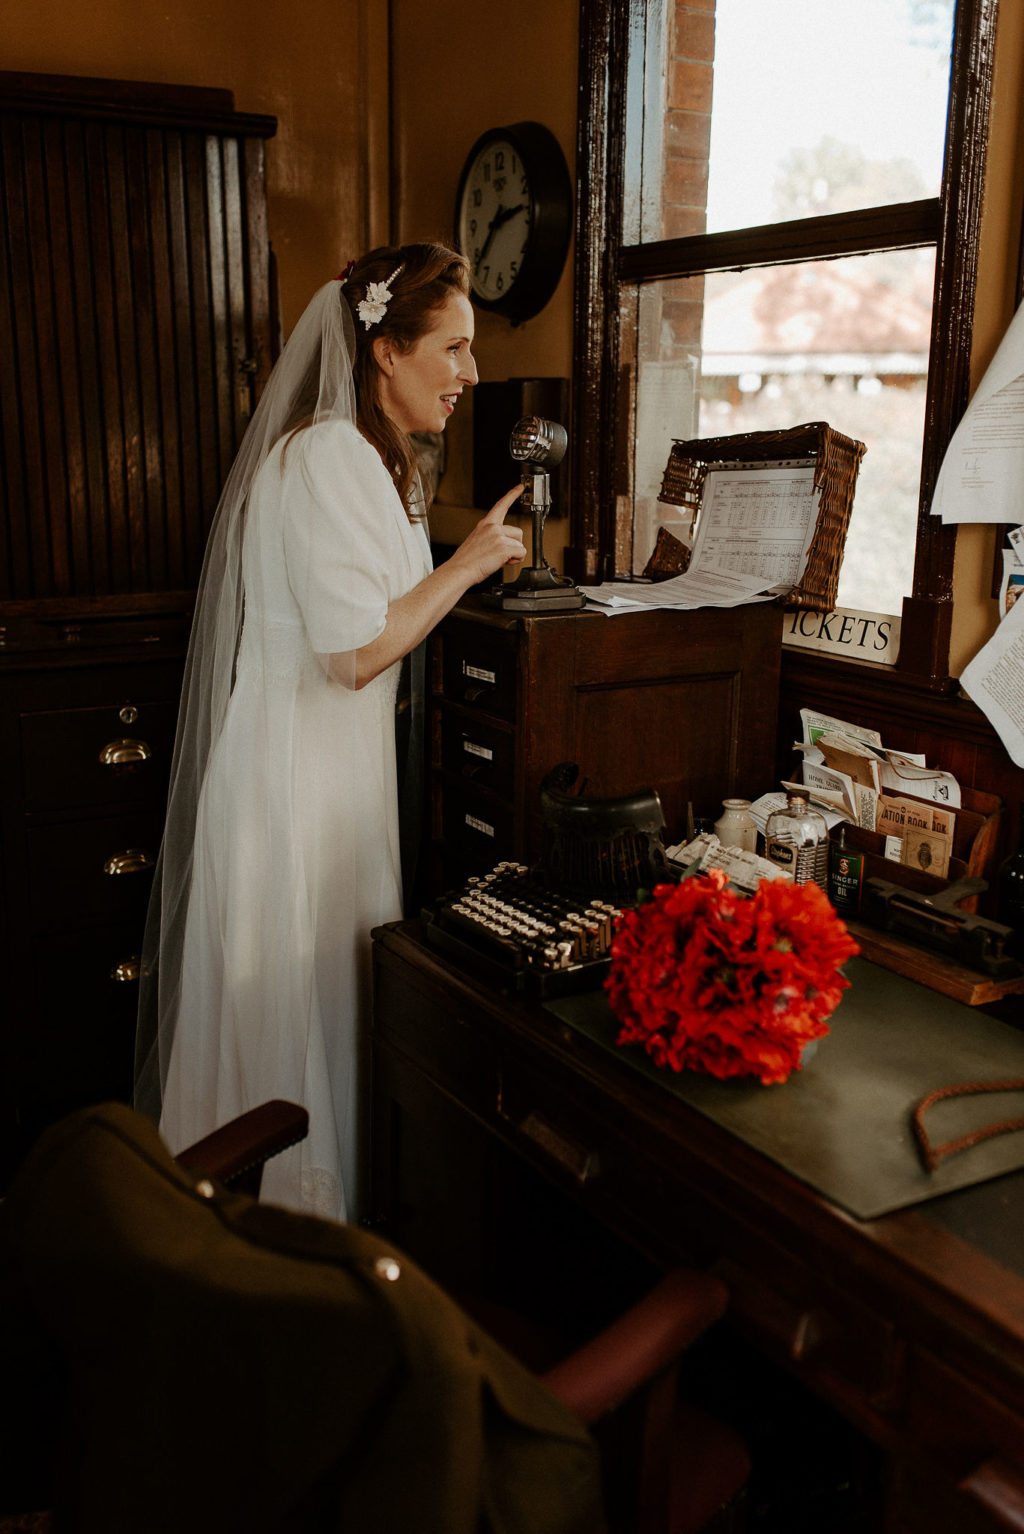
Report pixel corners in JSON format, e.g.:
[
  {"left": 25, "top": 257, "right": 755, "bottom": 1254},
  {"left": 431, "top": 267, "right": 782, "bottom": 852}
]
[{"left": 0, "top": 72, "right": 276, "bottom": 602}]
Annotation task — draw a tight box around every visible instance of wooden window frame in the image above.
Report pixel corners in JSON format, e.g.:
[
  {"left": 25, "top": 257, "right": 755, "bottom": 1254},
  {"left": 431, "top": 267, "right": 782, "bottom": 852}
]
[{"left": 567, "top": 0, "right": 999, "bottom": 689}]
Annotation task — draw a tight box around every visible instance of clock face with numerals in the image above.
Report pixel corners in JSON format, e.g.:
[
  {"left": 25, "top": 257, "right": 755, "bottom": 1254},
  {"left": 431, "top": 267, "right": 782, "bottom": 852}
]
[{"left": 454, "top": 122, "right": 572, "bottom": 325}]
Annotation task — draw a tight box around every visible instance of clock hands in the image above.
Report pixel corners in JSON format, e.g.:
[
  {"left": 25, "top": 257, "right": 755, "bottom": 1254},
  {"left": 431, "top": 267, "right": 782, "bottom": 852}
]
[{"left": 475, "top": 202, "right": 527, "bottom": 271}]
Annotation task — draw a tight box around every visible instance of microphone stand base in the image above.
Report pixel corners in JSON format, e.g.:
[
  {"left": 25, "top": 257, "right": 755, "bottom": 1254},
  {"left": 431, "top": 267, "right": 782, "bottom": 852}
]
[{"left": 482, "top": 584, "right": 587, "bottom": 613}]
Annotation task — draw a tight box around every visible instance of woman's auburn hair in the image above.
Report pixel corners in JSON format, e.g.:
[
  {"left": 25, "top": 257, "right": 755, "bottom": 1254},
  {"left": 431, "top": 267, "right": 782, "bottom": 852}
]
[{"left": 343, "top": 242, "right": 471, "bottom": 518}]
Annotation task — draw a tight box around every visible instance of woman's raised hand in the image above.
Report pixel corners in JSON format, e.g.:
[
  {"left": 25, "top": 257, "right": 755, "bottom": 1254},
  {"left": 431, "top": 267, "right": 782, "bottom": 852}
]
[{"left": 451, "top": 484, "right": 527, "bottom": 584}]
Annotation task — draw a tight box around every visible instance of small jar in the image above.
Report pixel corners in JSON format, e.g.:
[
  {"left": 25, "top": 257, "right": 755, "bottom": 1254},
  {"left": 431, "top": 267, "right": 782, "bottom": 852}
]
[{"left": 714, "top": 798, "right": 757, "bottom": 853}]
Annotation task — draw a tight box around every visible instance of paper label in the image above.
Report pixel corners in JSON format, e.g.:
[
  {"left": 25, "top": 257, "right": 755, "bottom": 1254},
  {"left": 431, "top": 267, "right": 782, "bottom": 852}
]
[
  {"left": 829, "top": 846, "right": 864, "bottom": 911},
  {"left": 465, "top": 814, "right": 495, "bottom": 837},
  {"left": 901, "top": 825, "right": 952, "bottom": 879},
  {"left": 876, "top": 795, "right": 954, "bottom": 839},
  {"left": 765, "top": 839, "right": 798, "bottom": 873},
  {"left": 463, "top": 740, "right": 494, "bottom": 761},
  {"left": 786, "top": 610, "right": 901, "bottom": 665},
  {"left": 462, "top": 663, "right": 496, "bottom": 683}
]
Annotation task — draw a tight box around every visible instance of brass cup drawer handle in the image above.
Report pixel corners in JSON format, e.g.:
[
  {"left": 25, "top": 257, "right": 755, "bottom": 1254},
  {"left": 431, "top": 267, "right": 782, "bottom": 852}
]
[
  {"left": 111, "top": 955, "right": 141, "bottom": 983},
  {"left": 99, "top": 737, "right": 152, "bottom": 767},
  {"left": 103, "top": 849, "right": 155, "bottom": 876}
]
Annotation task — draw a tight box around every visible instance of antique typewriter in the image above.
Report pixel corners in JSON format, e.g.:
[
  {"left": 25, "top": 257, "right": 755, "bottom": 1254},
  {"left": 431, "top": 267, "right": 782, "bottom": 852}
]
[{"left": 423, "top": 763, "right": 672, "bottom": 995}]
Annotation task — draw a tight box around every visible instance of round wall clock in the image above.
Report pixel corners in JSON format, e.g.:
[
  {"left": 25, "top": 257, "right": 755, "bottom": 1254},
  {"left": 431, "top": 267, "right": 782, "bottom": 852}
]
[{"left": 454, "top": 121, "right": 573, "bottom": 325}]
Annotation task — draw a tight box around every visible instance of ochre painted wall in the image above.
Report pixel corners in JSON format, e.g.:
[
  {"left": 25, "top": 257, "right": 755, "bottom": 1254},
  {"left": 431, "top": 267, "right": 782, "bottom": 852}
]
[
  {"left": 1, "top": 0, "right": 388, "bottom": 332},
  {"left": 950, "top": 0, "right": 1024, "bottom": 676},
  {"left": 389, "top": 0, "right": 579, "bottom": 561}
]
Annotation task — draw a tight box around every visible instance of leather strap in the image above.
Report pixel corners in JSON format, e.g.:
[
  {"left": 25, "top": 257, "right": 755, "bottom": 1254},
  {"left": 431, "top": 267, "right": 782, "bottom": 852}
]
[{"left": 912, "top": 1079, "right": 1024, "bottom": 1172}]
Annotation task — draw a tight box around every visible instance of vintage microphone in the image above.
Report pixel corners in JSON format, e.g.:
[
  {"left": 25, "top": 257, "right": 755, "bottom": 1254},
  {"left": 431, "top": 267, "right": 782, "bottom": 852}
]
[{"left": 485, "top": 415, "right": 586, "bottom": 612}]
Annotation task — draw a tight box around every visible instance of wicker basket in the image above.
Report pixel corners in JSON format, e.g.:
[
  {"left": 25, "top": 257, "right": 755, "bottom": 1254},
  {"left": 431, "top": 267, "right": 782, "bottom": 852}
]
[{"left": 657, "top": 421, "right": 866, "bottom": 610}]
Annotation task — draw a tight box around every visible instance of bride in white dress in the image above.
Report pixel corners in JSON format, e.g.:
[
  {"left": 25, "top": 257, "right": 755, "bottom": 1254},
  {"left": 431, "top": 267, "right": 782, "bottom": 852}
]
[{"left": 135, "top": 245, "right": 525, "bottom": 1220}]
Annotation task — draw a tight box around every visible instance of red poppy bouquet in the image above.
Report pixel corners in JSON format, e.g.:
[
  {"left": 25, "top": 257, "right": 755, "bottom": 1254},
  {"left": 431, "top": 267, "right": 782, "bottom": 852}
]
[{"left": 606, "top": 869, "right": 859, "bottom": 1085}]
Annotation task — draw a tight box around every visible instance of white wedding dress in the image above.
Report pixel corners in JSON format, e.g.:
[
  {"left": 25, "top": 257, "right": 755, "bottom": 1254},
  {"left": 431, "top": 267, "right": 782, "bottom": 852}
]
[{"left": 159, "top": 419, "right": 432, "bottom": 1220}]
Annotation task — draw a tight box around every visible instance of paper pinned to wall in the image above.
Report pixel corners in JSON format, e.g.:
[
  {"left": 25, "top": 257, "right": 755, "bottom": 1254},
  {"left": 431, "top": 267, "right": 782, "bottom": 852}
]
[
  {"left": 931, "top": 299, "right": 1024, "bottom": 525},
  {"left": 999, "top": 549, "right": 1024, "bottom": 620},
  {"left": 960, "top": 590, "right": 1024, "bottom": 767}
]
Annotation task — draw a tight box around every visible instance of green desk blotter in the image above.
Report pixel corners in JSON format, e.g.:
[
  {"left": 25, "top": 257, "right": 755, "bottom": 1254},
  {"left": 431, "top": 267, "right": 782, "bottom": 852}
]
[{"left": 544, "top": 956, "right": 1024, "bottom": 1221}]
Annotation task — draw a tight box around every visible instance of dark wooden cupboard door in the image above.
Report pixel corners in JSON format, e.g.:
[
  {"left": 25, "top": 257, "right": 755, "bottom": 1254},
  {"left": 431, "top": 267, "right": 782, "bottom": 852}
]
[{"left": 0, "top": 71, "right": 277, "bottom": 603}]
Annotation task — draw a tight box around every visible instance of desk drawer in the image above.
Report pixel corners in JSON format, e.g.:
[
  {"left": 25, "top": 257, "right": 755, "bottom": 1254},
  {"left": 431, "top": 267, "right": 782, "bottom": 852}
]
[
  {"left": 15, "top": 926, "right": 141, "bottom": 1105},
  {"left": 373, "top": 954, "right": 496, "bottom": 1118},
  {"left": 891, "top": 1455, "right": 1024, "bottom": 1534},
  {"left": 436, "top": 711, "right": 515, "bottom": 798},
  {"left": 903, "top": 1351, "right": 1024, "bottom": 1486},
  {"left": 710, "top": 1252, "right": 901, "bottom": 1420},
  {"left": 436, "top": 781, "right": 515, "bottom": 862},
  {"left": 27, "top": 813, "right": 159, "bottom": 930},
  {"left": 21, "top": 698, "right": 177, "bottom": 811},
  {"left": 438, "top": 624, "right": 518, "bottom": 722},
  {"left": 493, "top": 1045, "right": 697, "bottom": 1259}
]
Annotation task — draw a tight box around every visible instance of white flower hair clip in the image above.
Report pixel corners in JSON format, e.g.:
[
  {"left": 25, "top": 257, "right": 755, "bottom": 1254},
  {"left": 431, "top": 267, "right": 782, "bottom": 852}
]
[{"left": 356, "top": 265, "right": 404, "bottom": 330}]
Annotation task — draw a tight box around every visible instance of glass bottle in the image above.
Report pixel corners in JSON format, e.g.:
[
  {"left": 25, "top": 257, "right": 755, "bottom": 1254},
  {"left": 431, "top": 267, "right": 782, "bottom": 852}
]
[
  {"left": 996, "top": 819, "right": 1024, "bottom": 959},
  {"left": 713, "top": 797, "right": 757, "bottom": 852},
  {"left": 765, "top": 789, "right": 828, "bottom": 890}
]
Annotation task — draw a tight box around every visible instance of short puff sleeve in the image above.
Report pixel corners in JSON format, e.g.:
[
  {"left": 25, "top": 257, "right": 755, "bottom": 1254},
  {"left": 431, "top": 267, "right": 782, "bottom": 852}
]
[{"left": 280, "top": 421, "right": 405, "bottom": 655}]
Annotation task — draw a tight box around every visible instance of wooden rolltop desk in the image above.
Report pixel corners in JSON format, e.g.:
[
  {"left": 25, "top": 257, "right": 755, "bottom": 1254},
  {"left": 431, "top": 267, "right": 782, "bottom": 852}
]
[{"left": 0, "top": 72, "right": 277, "bottom": 1181}]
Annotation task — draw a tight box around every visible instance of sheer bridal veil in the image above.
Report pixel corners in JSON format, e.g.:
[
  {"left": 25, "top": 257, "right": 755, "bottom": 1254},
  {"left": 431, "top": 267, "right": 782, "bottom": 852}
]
[{"left": 134, "top": 280, "right": 360, "bottom": 1122}]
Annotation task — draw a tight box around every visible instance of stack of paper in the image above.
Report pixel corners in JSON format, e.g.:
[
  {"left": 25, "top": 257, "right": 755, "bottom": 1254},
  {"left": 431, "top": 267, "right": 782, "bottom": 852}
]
[
  {"left": 793, "top": 708, "right": 961, "bottom": 878},
  {"left": 665, "top": 831, "right": 792, "bottom": 892}
]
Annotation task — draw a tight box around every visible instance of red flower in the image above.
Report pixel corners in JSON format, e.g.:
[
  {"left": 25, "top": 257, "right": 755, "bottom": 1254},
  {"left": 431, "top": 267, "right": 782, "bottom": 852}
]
[{"left": 605, "top": 870, "right": 859, "bottom": 1084}]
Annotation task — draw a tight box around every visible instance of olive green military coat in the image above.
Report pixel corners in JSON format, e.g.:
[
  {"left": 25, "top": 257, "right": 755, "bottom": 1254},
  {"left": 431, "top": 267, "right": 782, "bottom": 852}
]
[{"left": 0, "top": 1104, "right": 605, "bottom": 1534}]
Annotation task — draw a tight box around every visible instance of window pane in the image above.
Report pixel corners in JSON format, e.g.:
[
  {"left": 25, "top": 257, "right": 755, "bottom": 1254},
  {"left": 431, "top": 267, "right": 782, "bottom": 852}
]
[
  {"left": 635, "top": 0, "right": 953, "bottom": 243},
  {"left": 629, "top": 247, "right": 935, "bottom": 616}
]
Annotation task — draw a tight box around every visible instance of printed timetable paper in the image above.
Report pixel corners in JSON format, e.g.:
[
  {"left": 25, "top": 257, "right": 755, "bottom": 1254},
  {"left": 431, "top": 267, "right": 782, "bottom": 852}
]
[
  {"left": 579, "top": 567, "right": 772, "bottom": 613},
  {"left": 581, "top": 460, "right": 819, "bottom": 613},
  {"left": 689, "top": 463, "right": 819, "bottom": 588}
]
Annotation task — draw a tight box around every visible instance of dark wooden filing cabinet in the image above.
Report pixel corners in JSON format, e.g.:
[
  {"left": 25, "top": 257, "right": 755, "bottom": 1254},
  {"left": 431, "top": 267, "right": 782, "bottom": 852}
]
[
  {"left": 0, "top": 622, "right": 188, "bottom": 1178},
  {"left": 0, "top": 71, "right": 277, "bottom": 1180},
  {"left": 427, "top": 594, "right": 784, "bottom": 894}
]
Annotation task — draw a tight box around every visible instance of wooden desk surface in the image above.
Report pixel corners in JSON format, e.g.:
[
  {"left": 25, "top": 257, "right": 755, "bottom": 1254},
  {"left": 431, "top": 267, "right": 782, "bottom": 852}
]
[{"left": 371, "top": 919, "right": 1024, "bottom": 1532}]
